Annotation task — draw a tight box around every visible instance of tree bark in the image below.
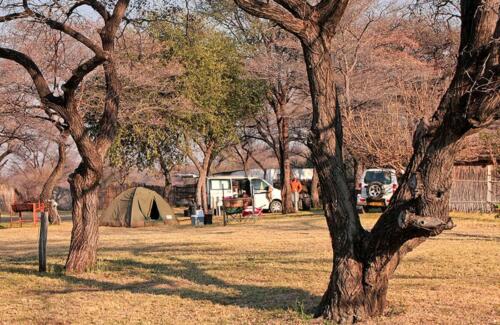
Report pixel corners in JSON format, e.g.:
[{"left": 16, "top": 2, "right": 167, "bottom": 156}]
[
  {"left": 303, "top": 35, "right": 368, "bottom": 323},
  {"left": 40, "top": 133, "right": 68, "bottom": 225},
  {"left": 65, "top": 160, "right": 102, "bottom": 273},
  {"left": 194, "top": 142, "right": 214, "bottom": 213},
  {"left": 277, "top": 111, "right": 294, "bottom": 214},
  {"left": 311, "top": 168, "right": 320, "bottom": 208},
  {"left": 159, "top": 155, "right": 172, "bottom": 199},
  {"left": 65, "top": 49, "right": 122, "bottom": 272}
]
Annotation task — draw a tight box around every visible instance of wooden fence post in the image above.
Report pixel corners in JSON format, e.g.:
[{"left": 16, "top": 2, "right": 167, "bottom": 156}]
[
  {"left": 487, "top": 165, "right": 492, "bottom": 211},
  {"left": 38, "top": 211, "right": 48, "bottom": 272}
]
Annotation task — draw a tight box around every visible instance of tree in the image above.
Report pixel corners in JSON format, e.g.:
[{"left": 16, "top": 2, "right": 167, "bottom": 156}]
[
  {"left": 333, "top": 10, "right": 458, "bottom": 173},
  {"left": 234, "top": 0, "right": 499, "bottom": 322},
  {"left": 249, "top": 30, "right": 308, "bottom": 213},
  {"left": 108, "top": 123, "right": 183, "bottom": 197},
  {"left": 0, "top": 0, "right": 130, "bottom": 272},
  {"left": 153, "top": 19, "right": 265, "bottom": 212},
  {"left": 204, "top": 1, "right": 310, "bottom": 213}
]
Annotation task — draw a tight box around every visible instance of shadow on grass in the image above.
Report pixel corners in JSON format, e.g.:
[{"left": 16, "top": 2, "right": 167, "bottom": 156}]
[
  {"left": 441, "top": 232, "right": 500, "bottom": 241},
  {"left": 0, "top": 246, "right": 320, "bottom": 313}
]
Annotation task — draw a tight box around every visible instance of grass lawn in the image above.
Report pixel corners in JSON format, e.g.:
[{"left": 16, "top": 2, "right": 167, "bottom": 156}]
[{"left": 0, "top": 211, "right": 498, "bottom": 324}]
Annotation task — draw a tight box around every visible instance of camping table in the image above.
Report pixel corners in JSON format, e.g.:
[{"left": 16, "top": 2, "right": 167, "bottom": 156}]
[{"left": 222, "top": 197, "right": 258, "bottom": 226}]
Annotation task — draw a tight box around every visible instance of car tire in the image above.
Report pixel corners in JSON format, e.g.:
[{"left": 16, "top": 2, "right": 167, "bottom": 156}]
[
  {"left": 367, "top": 181, "right": 384, "bottom": 199},
  {"left": 269, "top": 200, "right": 282, "bottom": 213}
]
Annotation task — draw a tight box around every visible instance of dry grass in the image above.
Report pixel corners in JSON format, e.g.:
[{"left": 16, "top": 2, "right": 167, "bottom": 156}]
[{"left": 0, "top": 211, "right": 498, "bottom": 324}]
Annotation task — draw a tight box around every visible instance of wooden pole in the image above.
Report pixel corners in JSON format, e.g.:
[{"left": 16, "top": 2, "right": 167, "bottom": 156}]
[
  {"left": 487, "top": 164, "right": 492, "bottom": 211},
  {"left": 38, "top": 211, "right": 48, "bottom": 272}
]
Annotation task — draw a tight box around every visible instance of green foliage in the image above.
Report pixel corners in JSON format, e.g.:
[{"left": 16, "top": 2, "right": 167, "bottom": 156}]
[
  {"left": 152, "top": 19, "right": 266, "bottom": 155},
  {"left": 108, "top": 123, "right": 183, "bottom": 174}
]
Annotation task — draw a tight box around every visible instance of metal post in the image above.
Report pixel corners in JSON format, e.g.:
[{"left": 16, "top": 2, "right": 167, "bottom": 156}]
[{"left": 38, "top": 210, "right": 48, "bottom": 272}]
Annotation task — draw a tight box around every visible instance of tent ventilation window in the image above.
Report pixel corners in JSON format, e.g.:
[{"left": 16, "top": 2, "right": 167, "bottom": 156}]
[{"left": 150, "top": 200, "right": 161, "bottom": 220}]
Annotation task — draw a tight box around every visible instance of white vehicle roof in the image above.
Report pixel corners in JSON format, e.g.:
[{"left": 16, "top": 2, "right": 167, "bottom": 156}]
[
  {"left": 207, "top": 175, "right": 267, "bottom": 181},
  {"left": 364, "top": 168, "right": 396, "bottom": 172}
]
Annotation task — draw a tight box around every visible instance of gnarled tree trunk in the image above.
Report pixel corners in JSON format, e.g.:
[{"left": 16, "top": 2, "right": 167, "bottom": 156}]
[
  {"left": 0, "top": 0, "right": 129, "bottom": 274},
  {"left": 65, "top": 51, "right": 122, "bottom": 272},
  {"left": 303, "top": 34, "right": 369, "bottom": 322},
  {"left": 65, "top": 160, "right": 102, "bottom": 272},
  {"left": 310, "top": 1, "right": 499, "bottom": 322}
]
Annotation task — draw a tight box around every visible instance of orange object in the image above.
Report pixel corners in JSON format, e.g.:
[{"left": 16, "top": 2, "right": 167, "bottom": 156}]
[
  {"left": 291, "top": 179, "right": 303, "bottom": 193},
  {"left": 10, "top": 201, "right": 45, "bottom": 227}
]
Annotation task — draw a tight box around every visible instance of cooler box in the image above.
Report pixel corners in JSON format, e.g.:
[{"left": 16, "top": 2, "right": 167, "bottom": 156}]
[{"left": 191, "top": 209, "right": 204, "bottom": 226}]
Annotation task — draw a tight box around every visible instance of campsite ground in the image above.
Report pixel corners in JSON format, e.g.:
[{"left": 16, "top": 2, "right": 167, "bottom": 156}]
[{"left": 0, "top": 211, "right": 498, "bottom": 324}]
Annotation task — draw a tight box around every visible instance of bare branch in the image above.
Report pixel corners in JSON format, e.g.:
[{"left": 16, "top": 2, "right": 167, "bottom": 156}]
[
  {"left": 0, "top": 47, "right": 52, "bottom": 99},
  {"left": 67, "top": 0, "right": 110, "bottom": 21}
]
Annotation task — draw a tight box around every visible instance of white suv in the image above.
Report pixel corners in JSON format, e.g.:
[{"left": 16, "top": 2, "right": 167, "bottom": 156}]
[{"left": 356, "top": 168, "right": 398, "bottom": 212}]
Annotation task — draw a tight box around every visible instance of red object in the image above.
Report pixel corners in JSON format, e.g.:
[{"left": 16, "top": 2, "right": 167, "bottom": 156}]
[
  {"left": 392, "top": 184, "right": 398, "bottom": 192},
  {"left": 10, "top": 202, "right": 45, "bottom": 227},
  {"left": 242, "top": 207, "right": 263, "bottom": 217}
]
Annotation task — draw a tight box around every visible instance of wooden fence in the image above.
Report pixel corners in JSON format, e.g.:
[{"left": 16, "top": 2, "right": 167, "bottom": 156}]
[{"left": 450, "top": 164, "right": 499, "bottom": 212}]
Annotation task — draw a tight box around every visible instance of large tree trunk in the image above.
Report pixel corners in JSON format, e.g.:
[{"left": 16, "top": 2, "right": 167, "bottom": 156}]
[
  {"left": 303, "top": 36, "right": 368, "bottom": 322},
  {"left": 65, "top": 54, "right": 121, "bottom": 272},
  {"left": 233, "top": 0, "right": 497, "bottom": 322},
  {"left": 306, "top": 1, "right": 499, "bottom": 322},
  {"left": 40, "top": 134, "right": 68, "bottom": 225},
  {"left": 65, "top": 161, "right": 102, "bottom": 273}
]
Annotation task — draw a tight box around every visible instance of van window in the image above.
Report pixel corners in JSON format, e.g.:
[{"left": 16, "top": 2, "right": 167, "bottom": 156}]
[
  {"left": 210, "top": 179, "right": 230, "bottom": 190},
  {"left": 364, "top": 171, "right": 392, "bottom": 185},
  {"left": 251, "top": 179, "right": 268, "bottom": 192}
]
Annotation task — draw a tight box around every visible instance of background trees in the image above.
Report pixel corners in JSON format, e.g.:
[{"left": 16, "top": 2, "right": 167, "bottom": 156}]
[
  {"left": 152, "top": 19, "right": 265, "bottom": 212},
  {"left": 108, "top": 123, "right": 183, "bottom": 197}
]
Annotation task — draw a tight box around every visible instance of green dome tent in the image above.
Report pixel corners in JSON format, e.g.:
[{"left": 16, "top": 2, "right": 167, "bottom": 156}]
[{"left": 100, "top": 187, "right": 177, "bottom": 227}]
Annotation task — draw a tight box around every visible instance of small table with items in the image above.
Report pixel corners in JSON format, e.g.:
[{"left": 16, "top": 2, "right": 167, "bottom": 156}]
[{"left": 222, "top": 197, "right": 262, "bottom": 226}]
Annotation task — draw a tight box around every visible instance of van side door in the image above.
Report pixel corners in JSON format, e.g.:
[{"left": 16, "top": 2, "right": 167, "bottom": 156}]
[{"left": 251, "top": 179, "right": 270, "bottom": 209}]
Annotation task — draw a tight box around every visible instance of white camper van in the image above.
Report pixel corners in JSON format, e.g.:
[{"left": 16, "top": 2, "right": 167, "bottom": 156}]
[{"left": 207, "top": 176, "right": 282, "bottom": 213}]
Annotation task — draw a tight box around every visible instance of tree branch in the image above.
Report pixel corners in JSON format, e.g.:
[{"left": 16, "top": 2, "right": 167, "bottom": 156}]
[
  {"left": 0, "top": 47, "right": 52, "bottom": 99},
  {"left": 67, "top": 0, "right": 110, "bottom": 21},
  {"left": 234, "top": 0, "right": 306, "bottom": 37},
  {"left": 63, "top": 55, "right": 107, "bottom": 94},
  {"left": 315, "top": 0, "right": 351, "bottom": 35},
  {"left": 274, "top": 0, "right": 312, "bottom": 19}
]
